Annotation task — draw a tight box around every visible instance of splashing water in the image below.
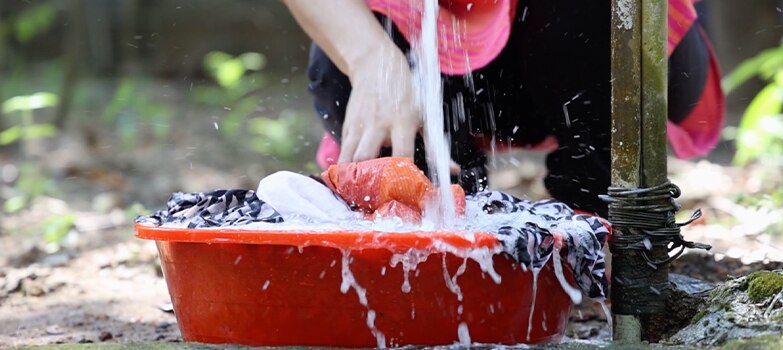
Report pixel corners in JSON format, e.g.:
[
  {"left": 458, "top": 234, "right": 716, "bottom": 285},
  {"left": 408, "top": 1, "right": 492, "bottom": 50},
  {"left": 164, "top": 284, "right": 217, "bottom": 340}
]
[
  {"left": 413, "top": 0, "right": 455, "bottom": 228},
  {"left": 457, "top": 322, "right": 472, "bottom": 345},
  {"left": 390, "top": 248, "right": 431, "bottom": 293},
  {"left": 599, "top": 300, "right": 613, "bottom": 340},
  {"left": 340, "top": 250, "right": 386, "bottom": 348},
  {"left": 526, "top": 268, "right": 540, "bottom": 341}
]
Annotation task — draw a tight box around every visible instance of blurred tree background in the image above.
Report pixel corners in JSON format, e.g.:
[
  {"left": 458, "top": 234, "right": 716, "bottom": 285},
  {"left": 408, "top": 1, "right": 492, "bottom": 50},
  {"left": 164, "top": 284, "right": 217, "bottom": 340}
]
[
  {"left": 0, "top": 0, "right": 782, "bottom": 252},
  {"left": 1, "top": 0, "right": 319, "bottom": 251}
]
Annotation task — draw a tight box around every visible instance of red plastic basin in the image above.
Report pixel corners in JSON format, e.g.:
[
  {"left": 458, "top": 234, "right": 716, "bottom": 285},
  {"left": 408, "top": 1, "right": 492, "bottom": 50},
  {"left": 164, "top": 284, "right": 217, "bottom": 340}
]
[{"left": 135, "top": 224, "right": 574, "bottom": 347}]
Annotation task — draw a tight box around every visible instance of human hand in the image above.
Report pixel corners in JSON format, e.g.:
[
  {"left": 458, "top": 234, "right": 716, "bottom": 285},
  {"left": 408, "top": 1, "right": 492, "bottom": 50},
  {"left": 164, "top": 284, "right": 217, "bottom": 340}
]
[{"left": 339, "top": 48, "right": 420, "bottom": 162}]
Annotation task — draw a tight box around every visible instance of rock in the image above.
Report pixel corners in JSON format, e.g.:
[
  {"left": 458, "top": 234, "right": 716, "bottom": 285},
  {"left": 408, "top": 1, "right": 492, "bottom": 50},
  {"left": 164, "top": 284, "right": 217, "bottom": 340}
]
[
  {"left": 156, "top": 321, "right": 173, "bottom": 333},
  {"left": 45, "top": 325, "right": 64, "bottom": 335},
  {"left": 21, "top": 278, "right": 47, "bottom": 297},
  {"left": 1, "top": 271, "right": 24, "bottom": 296},
  {"left": 670, "top": 270, "right": 783, "bottom": 346},
  {"left": 642, "top": 274, "right": 714, "bottom": 342},
  {"left": 41, "top": 252, "right": 71, "bottom": 267},
  {"left": 671, "top": 273, "right": 714, "bottom": 295},
  {"left": 158, "top": 303, "right": 174, "bottom": 313},
  {"left": 7, "top": 244, "right": 45, "bottom": 268},
  {"left": 98, "top": 331, "right": 113, "bottom": 341}
]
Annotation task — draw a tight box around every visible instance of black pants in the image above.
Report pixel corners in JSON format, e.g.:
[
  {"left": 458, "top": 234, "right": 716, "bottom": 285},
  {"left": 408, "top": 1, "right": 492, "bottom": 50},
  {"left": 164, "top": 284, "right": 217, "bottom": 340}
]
[{"left": 307, "top": 1, "right": 709, "bottom": 217}]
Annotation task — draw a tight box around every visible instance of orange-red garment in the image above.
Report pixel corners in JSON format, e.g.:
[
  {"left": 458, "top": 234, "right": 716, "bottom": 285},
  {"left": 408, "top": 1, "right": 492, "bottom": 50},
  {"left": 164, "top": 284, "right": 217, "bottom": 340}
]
[
  {"left": 371, "top": 200, "right": 422, "bottom": 223},
  {"left": 322, "top": 157, "right": 466, "bottom": 223}
]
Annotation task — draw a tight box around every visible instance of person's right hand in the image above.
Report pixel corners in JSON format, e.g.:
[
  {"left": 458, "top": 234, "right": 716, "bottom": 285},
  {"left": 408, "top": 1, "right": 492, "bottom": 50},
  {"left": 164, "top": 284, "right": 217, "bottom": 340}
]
[{"left": 339, "top": 47, "right": 420, "bottom": 163}]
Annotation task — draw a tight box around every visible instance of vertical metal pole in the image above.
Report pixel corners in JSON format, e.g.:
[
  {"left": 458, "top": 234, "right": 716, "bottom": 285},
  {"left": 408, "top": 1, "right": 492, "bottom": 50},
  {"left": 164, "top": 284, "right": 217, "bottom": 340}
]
[
  {"left": 641, "top": 1, "right": 669, "bottom": 190},
  {"left": 610, "top": 0, "right": 643, "bottom": 341},
  {"left": 639, "top": 0, "right": 670, "bottom": 339},
  {"left": 609, "top": 0, "right": 668, "bottom": 342}
]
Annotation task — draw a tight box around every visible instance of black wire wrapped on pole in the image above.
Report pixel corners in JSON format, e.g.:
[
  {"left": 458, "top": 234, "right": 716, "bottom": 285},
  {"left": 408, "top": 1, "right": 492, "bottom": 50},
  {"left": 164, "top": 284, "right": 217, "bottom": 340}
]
[{"left": 600, "top": 182, "right": 711, "bottom": 315}]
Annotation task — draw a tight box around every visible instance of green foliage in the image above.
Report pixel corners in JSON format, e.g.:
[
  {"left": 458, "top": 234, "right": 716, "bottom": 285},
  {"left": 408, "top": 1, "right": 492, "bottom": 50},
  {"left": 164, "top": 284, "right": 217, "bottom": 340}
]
[
  {"left": 723, "top": 42, "right": 783, "bottom": 165},
  {"left": 124, "top": 202, "right": 151, "bottom": 222},
  {"left": 1, "top": 93, "right": 61, "bottom": 213},
  {"left": 193, "top": 50, "right": 313, "bottom": 169},
  {"left": 40, "top": 213, "right": 75, "bottom": 244},
  {"left": 0, "top": 3, "right": 57, "bottom": 44},
  {"left": 2, "top": 92, "right": 59, "bottom": 113},
  {"left": 0, "top": 124, "right": 57, "bottom": 145},
  {"left": 1, "top": 93, "right": 60, "bottom": 144},
  {"left": 103, "top": 78, "right": 173, "bottom": 147},
  {"left": 248, "top": 111, "right": 302, "bottom": 161},
  {"left": 734, "top": 79, "right": 783, "bottom": 165},
  {"left": 1, "top": 92, "right": 59, "bottom": 145},
  {"left": 3, "top": 163, "right": 59, "bottom": 214},
  {"left": 203, "top": 51, "right": 266, "bottom": 89},
  {"left": 194, "top": 51, "right": 268, "bottom": 138}
]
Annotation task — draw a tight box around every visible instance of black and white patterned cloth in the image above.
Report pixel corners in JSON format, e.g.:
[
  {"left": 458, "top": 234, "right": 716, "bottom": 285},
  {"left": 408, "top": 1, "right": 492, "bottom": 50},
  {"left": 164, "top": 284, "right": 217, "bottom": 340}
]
[
  {"left": 470, "top": 191, "right": 610, "bottom": 300},
  {"left": 137, "top": 183, "right": 609, "bottom": 300},
  {"left": 136, "top": 189, "right": 282, "bottom": 228}
]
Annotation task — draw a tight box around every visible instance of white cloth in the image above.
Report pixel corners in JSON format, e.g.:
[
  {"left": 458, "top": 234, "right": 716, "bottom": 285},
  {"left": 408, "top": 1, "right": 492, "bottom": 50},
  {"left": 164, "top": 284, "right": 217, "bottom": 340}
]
[{"left": 255, "top": 171, "right": 355, "bottom": 223}]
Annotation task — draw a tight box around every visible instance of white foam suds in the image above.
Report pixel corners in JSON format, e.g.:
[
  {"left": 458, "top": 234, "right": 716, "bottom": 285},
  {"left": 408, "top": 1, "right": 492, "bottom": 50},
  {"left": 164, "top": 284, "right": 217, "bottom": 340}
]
[{"left": 154, "top": 193, "right": 568, "bottom": 235}]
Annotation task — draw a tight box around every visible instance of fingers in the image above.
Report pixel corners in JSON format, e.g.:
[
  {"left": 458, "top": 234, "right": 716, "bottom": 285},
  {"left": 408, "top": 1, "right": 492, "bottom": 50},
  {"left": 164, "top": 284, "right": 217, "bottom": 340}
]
[
  {"left": 354, "top": 128, "right": 386, "bottom": 162},
  {"left": 391, "top": 125, "right": 415, "bottom": 159},
  {"left": 450, "top": 160, "right": 461, "bottom": 175},
  {"left": 338, "top": 126, "right": 360, "bottom": 163}
]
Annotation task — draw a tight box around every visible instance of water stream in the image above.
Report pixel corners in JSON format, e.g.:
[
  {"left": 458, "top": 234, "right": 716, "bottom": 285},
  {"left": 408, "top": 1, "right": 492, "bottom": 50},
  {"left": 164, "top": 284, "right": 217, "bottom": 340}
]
[{"left": 414, "top": 0, "right": 456, "bottom": 228}]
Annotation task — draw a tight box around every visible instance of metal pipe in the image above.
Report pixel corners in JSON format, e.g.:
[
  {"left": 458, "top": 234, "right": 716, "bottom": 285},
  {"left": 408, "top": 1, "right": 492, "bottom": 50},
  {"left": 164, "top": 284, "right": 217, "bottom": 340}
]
[{"left": 609, "top": 0, "right": 668, "bottom": 342}]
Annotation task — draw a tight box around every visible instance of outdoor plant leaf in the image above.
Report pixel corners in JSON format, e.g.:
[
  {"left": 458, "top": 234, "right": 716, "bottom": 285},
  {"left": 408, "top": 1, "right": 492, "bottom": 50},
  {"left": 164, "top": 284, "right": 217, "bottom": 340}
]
[
  {"left": 41, "top": 214, "right": 75, "bottom": 244},
  {"left": 12, "top": 4, "right": 57, "bottom": 43},
  {"left": 0, "top": 123, "right": 59, "bottom": 147},
  {"left": 238, "top": 52, "right": 266, "bottom": 71},
  {"left": 723, "top": 47, "right": 783, "bottom": 93},
  {"left": 103, "top": 79, "right": 136, "bottom": 122},
  {"left": 0, "top": 126, "right": 22, "bottom": 145},
  {"left": 2, "top": 92, "right": 59, "bottom": 114},
  {"left": 735, "top": 81, "right": 783, "bottom": 165},
  {"left": 3, "top": 195, "right": 26, "bottom": 214}
]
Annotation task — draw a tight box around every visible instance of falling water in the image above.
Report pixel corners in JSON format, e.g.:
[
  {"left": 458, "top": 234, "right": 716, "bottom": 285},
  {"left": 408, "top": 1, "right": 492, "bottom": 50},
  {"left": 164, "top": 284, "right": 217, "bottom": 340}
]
[
  {"left": 526, "top": 268, "right": 540, "bottom": 341},
  {"left": 414, "top": 0, "right": 456, "bottom": 227}
]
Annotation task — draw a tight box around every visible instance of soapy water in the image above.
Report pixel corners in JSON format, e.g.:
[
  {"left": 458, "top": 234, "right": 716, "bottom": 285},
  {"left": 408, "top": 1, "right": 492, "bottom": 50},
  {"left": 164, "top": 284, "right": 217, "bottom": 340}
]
[{"left": 154, "top": 193, "right": 567, "bottom": 236}]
